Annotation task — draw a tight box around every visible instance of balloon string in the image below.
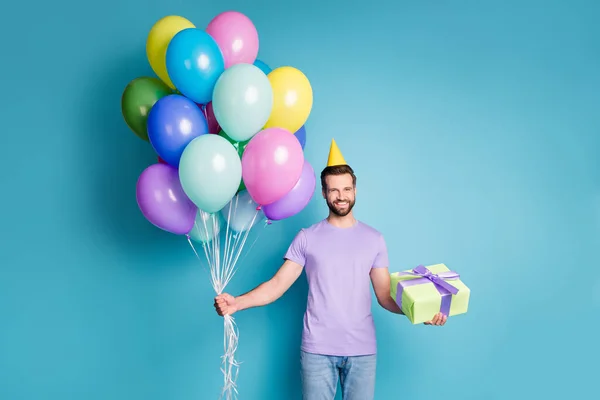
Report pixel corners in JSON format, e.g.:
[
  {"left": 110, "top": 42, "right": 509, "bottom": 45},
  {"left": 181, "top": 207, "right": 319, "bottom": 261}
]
[
  {"left": 221, "top": 195, "right": 237, "bottom": 292},
  {"left": 186, "top": 234, "right": 201, "bottom": 260},
  {"left": 236, "top": 217, "right": 268, "bottom": 266},
  {"left": 222, "top": 210, "right": 260, "bottom": 289},
  {"left": 187, "top": 234, "right": 212, "bottom": 278},
  {"left": 221, "top": 314, "right": 240, "bottom": 400},
  {"left": 221, "top": 195, "right": 248, "bottom": 288},
  {"left": 186, "top": 195, "right": 266, "bottom": 400}
]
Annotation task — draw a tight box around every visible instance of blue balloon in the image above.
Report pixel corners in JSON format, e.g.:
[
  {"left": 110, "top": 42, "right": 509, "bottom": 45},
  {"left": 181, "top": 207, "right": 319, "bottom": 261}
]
[
  {"left": 253, "top": 59, "right": 272, "bottom": 75},
  {"left": 220, "top": 190, "right": 263, "bottom": 232},
  {"left": 166, "top": 28, "right": 225, "bottom": 104},
  {"left": 147, "top": 94, "right": 209, "bottom": 167},
  {"left": 294, "top": 125, "right": 306, "bottom": 149}
]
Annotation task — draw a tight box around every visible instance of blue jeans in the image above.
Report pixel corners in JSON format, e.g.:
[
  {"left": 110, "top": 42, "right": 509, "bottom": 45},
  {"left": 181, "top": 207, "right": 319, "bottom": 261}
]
[{"left": 300, "top": 350, "right": 377, "bottom": 400}]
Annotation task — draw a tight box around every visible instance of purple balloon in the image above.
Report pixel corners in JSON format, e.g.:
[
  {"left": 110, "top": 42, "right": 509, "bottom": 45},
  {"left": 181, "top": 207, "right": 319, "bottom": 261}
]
[
  {"left": 136, "top": 163, "right": 197, "bottom": 235},
  {"left": 262, "top": 160, "right": 316, "bottom": 221}
]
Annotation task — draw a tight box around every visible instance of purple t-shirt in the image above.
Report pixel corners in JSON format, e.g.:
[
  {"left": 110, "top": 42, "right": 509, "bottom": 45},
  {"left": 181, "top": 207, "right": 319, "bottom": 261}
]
[{"left": 284, "top": 219, "right": 389, "bottom": 356}]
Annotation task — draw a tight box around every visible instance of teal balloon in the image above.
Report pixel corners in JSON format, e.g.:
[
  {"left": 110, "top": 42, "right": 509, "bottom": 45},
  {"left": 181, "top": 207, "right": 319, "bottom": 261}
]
[
  {"left": 188, "top": 210, "right": 222, "bottom": 243},
  {"left": 212, "top": 63, "right": 273, "bottom": 142},
  {"left": 221, "top": 190, "right": 263, "bottom": 232},
  {"left": 179, "top": 135, "right": 242, "bottom": 213}
]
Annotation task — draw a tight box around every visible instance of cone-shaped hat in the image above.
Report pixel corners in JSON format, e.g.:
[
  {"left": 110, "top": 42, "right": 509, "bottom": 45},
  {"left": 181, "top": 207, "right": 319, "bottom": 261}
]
[{"left": 327, "top": 139, "right": 347, "bottom": 166}]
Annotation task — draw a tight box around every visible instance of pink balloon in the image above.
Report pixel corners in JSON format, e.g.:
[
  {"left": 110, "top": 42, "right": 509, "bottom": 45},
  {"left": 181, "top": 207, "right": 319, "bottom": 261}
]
[
  {"left": 205, "top": 102, "right": 221, "bottom": 134},
  {"left": 242, "top": 128, "right": 304, "bottom": 205},
  {"left": 206, "top": 11, "right": 259, "bottom": 69}
]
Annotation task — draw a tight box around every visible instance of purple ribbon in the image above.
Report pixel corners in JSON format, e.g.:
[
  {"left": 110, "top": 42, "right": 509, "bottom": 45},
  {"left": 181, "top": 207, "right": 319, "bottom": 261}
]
[{"left": 396, "top": 265, "right": 460, "bottom": 316}]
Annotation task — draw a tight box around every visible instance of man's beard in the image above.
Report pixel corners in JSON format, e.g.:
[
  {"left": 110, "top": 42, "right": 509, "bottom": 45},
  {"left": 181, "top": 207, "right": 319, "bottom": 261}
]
[{"left": 326, "top": 198, "right": 355, "bottom": 217}]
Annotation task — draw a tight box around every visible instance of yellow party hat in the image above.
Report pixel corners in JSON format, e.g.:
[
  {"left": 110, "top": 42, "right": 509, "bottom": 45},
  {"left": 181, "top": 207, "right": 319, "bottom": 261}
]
[{"left": 327, "top": 139, "right": 347, "bottom": 166}]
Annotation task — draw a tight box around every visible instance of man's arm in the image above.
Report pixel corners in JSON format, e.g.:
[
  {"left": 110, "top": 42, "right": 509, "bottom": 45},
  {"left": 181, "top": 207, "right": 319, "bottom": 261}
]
[
  {"left": 215, "top": 259, "right": 303, "bottom": 316},
  {"left": 370, "top": 267, "right": 404, "bottom": 314},
  {"left": 236, "top": 259, "right": 303, "bottom": 311}
]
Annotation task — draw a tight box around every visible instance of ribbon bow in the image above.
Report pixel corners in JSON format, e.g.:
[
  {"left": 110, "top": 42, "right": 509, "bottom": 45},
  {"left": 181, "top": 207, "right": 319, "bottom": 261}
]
[{"left": 398, "top": 265, "right": 460, "bottom": 295}]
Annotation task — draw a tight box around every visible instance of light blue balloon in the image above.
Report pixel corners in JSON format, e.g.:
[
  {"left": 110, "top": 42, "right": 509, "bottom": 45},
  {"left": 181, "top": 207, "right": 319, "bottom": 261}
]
[
  {"left": 212, "top": 63, "right": 273, "bottom": 142},
  {"left": 165, "top": 28, "right": 225, "bottom": 104},
  {"left": 179, "top": 135, "right": 242, "bottom": 213},
  {"left": 253, "top": 59, "right": 272, "bottom": 75},
  {"left": 188, "top": 210, "right": 222, "bottom": 243},
  {"left": 221, "top": 190, "right": 263, "bottom": 232}
]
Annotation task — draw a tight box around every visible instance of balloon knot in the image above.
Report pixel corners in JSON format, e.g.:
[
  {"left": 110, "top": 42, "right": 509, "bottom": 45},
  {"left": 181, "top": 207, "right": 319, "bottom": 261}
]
[
  {"left": 256, "top": 205, "right": 262, "bottom": 210},
  {"left": 267, "top": 220, "right": 272, "bottom": 225}
]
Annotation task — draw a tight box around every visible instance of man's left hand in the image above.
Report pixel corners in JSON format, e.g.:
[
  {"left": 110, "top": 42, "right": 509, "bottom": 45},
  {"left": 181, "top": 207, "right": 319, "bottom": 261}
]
[{"left": 424, "top": 313, "right": 447, "bottom": 326}]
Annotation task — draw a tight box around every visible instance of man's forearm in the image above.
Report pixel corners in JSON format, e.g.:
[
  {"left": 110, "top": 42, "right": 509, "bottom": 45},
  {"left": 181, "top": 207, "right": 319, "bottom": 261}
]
[
  {"left": 235, "top": 279, "right": 282, "bottom": 312},
  {"left": 234, "top": 259, "right": 303, "bottom": 312},
  {"left": 378, "top": 295, "right": 404, "bottom": 314}
]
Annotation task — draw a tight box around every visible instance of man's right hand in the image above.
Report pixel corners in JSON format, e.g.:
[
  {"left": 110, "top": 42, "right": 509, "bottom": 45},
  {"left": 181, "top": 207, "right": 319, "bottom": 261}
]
[
  {"left": 212, "top": 259, "right": 303, "bottom": 317},
  {"left": 214, "top": 293, "right": 238, "bottom": 316}
]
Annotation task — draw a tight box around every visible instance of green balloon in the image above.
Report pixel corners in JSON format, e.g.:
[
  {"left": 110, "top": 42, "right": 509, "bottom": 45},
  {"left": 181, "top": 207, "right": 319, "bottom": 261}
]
[
  {"left": 121, "top": 77, "right": 173, "bottom": 141},
  {"left": 218, "top": 130, "right": 250, "bottom": 192}
]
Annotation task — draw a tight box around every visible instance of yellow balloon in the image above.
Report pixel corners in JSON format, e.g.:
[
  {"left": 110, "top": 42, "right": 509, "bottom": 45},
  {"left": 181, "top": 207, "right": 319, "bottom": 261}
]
[
  {"left": 146, "top": 16, "right": 195, "bottom": 89},
  {"left": 264, "top": 66, "right": 313, "bottom": 133}
]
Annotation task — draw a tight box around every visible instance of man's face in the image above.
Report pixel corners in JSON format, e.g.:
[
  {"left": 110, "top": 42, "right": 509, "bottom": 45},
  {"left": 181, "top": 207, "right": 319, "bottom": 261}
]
[{"left": 322, "top": 173, "right": 356, "bottom": 217}]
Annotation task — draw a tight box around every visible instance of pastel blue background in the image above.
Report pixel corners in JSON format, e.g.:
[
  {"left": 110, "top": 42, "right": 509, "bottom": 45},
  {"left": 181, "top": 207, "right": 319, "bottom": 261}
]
[{"left": 1, "top": 1, "right": 598, "bottom": 399}]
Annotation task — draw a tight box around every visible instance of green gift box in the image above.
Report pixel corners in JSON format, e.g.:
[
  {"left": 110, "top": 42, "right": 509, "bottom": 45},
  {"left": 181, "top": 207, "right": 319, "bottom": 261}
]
[{"left": 390, "top": 263, "right": 470, "bottom": 324}]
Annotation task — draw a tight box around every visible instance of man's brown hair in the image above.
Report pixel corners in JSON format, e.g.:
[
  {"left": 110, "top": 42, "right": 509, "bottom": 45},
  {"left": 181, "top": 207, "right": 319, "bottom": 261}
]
[{"left": 320, "top": 164, "right": 357, "bottom": 191}]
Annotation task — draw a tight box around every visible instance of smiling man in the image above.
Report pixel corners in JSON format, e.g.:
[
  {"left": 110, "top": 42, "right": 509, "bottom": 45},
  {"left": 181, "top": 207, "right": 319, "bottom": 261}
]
[{"left": 214, "top": 139, "right": 446, "bottom": 400}]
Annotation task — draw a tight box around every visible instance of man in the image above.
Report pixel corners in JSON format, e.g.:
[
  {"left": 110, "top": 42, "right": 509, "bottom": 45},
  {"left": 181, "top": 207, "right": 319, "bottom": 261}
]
[{"left": 214, "top": 139, "right": 447, "bottom": 399}]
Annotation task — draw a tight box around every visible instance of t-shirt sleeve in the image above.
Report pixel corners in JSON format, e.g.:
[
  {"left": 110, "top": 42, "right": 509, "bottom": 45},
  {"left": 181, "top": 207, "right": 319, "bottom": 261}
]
[
  {"left": 372, "top": 234, "right": 389, "bottom": 268},
  {"left": 284, "top": 229, "right": 307, "bottom": 266}
]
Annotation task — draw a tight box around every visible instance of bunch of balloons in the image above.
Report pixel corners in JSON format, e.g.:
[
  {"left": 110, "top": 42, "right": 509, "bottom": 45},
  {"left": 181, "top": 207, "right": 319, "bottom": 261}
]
[
  {"left": 120, "top": 11, "right": 315, "bottom": 400},
  {"left": 121, "top": 12, "right": 315, "bottom": 239}
]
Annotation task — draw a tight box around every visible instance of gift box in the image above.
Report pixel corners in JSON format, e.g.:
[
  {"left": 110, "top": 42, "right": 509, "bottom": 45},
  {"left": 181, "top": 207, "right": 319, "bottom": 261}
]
[{"left": 390, "top": 263, "right": 470, "bottom": 324}]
